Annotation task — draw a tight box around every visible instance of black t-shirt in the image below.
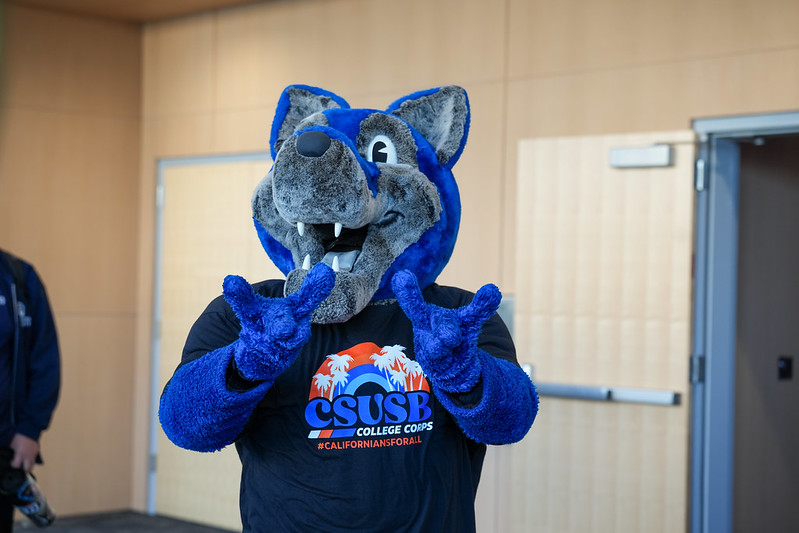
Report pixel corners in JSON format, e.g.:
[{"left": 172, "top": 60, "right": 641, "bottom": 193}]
[{"left": 181, "top": 281, "right": 517, "bottom": 533}]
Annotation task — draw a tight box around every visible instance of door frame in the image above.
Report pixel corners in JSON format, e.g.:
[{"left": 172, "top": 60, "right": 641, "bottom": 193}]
[
  {"left": 690, "top": 111, "right": 799, "bottom": 533},
  {"left": 147, "top": 152, "right": 270, "bottom": 515}
]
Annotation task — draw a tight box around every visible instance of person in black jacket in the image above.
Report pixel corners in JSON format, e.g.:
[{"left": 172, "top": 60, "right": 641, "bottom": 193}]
[{"left": 0, "top": 249, "right": 60, "bottom": 533}]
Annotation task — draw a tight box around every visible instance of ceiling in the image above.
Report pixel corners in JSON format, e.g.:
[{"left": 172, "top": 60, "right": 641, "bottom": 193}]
[{"left": 5, "top": 0, "right": 266, "bottom": 23}]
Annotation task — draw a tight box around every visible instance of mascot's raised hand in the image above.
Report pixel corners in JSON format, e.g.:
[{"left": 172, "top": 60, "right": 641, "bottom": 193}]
[
  {"left": 224, "top": 263, "right": 335, "bottom": 382},
  {"left": 392, "top": 269, "right": 502, "bottom": 394},
  {"left": 158, "top": 263, "right": 335, "bottom": 453}
]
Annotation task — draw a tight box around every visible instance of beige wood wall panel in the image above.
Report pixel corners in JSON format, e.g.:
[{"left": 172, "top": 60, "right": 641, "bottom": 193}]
[
  {"left": 507, "top": 0, "right": 799, "bottom": 79},
  {"left": 506, "top": 48, "right": 799, "bottom": 142},
  {"left": 213, "top": 107, "right": 275, "bottom": 154},
  {"left": 0, "top": 108, "right": 139, "bottom": 314},
  {"left": 142, "top": 115, "right": 216, "bottom": 159},
  {"left": 2, "top": 6, "right": 140, "bottom": 115},
  {"left": 143, "top": 13, "right": 216, "bottom": 118},
  {"left": 510, "top": 132, "right": 694, "bottom": 532},
  {"left": 212, "top": 0, "right": 507, "bottom": 110},
  {"left": 156, "top": 160, "right": 281, "bottom": 529},
  {"left": 34, "top": 316, "right": 135, "bottom": 514}
]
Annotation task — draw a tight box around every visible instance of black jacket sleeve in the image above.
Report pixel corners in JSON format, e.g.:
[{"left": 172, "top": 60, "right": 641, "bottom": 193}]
[{"left": 16, "top": 261, "right": 61, "bottom": 442}]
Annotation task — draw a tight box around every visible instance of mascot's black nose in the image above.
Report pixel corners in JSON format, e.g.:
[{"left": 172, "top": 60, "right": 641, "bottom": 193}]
[{"left": 296, "top": 130, "right": 331, "bottom": 157}]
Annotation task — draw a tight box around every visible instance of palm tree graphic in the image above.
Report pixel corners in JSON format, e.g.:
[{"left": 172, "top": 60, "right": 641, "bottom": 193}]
[
  {"left": 395, "top": 351, "right": 411, "bottom": 375},
  {"left": 370, "top": 350, "right": 394, "bottom": 379},
  {"left": 405, "top": 359, "right": 425, "bottom": 390},
  {"left": 388, "top": 367, "right": 408, "bottom": 392},
  {"left": 326, "top": 353, "right": 353, "bottom": 374},
  {"left": 379, "top": 345, "right": 406, "bottom": 369},
  {"left": 331, "top": 369, "right": 349, "bottom": 397},
  {"left": 313, "top": 373, "right": 333, "bottom": 399}
]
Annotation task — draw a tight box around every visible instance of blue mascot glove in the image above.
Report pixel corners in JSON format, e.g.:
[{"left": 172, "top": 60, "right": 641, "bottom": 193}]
[
  {"left": 223, "top": 263, "right": 335, "bottom": 382},
  {"left": 392, "top": 270, "right": 502, "bottom": 393}
]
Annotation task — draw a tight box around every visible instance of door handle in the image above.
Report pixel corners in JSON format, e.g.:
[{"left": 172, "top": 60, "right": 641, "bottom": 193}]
[{"left": 535, "top": 382, "right": 680, "bottom": 406}]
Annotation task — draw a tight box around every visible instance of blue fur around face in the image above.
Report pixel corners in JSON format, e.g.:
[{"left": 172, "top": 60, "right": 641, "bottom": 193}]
[
  {"left": 373, "top": 152, "right": 461, "bottom": 301},
  {"left": 254, "top": 217, "right": 293, "bottom": 275}
]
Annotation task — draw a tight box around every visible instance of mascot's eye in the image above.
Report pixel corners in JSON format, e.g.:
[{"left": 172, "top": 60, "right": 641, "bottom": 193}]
[{"left": 367, "top": 135, "right": 397, "bottom": 164}]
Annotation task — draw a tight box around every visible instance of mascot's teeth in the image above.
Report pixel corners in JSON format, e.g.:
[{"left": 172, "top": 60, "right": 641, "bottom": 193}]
[
  {"left": 322, "top": 250, "right": 358, "bottom": 273},
  {"left": 334, "top": 223, "right": 343, "bottom": 238},
  {"left": 302, "top": 254, "right": 311, "bottom": 270},
  {"left": 297, "top": 222, "right": 305, "bottom": 236}
]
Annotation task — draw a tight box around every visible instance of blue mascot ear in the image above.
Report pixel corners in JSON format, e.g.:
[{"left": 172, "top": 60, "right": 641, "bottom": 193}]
[
  {"left": 270, "top": 85, "right": 350, "bottom": 160},
  {"left": 387, "top": 86, "right": 470, "bottom": 170}
]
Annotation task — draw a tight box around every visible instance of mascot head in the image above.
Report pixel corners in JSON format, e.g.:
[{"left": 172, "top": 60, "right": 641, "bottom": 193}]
[{"left": 252, "top": 85, "right": 470, "bottom": 323}]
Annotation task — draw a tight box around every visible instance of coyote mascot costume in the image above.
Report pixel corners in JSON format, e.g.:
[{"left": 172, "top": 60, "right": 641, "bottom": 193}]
[{"left": 159, "top": 84, "right": 538, "bottom": 532}]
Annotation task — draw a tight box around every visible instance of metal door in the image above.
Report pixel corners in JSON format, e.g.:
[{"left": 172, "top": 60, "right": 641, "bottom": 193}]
[{"left": 691, "top": 112, "right": 799, "bottom": 533}]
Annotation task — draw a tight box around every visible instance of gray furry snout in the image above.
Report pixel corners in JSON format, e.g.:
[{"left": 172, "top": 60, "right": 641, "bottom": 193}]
[{"left": 271, "top": 133, "right": 383, "bottom": 229}]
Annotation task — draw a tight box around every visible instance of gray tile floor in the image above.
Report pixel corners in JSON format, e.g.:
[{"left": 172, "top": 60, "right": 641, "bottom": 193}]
[{"left": 13, "top": 510, "right": 236, "bottom": 533}]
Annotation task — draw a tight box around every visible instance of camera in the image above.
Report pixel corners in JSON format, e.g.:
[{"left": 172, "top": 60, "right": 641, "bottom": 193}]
[{"left": 0, "top": 463, "right": 56, "bottom": 527}]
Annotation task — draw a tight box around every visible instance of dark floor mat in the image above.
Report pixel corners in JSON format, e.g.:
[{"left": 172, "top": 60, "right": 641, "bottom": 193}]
[{"left": 13, "top": 510, "right": 237, "bottom": 533}]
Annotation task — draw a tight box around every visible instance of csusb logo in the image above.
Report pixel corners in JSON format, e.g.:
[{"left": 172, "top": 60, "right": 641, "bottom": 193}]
[{"left": 305, "top": 342, "right": 434, "bottom": 442}]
